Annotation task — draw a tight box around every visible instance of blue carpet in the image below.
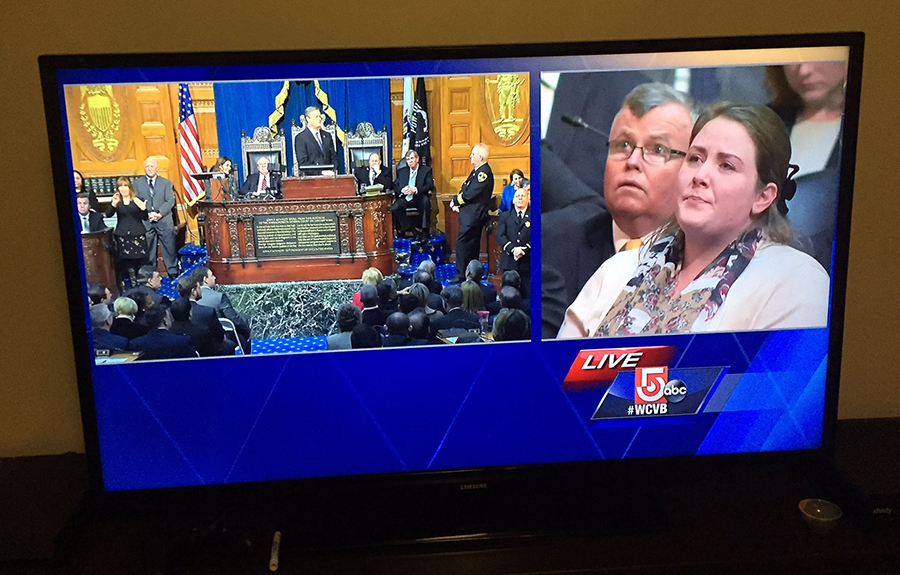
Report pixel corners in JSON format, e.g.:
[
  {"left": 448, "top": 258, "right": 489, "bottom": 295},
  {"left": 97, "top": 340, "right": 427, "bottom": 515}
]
[{"left": 252, "top": 336, "right": 327, "bottom": 355}]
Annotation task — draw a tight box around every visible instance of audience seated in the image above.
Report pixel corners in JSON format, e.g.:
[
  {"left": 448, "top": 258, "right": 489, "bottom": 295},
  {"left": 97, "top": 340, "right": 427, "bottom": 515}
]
[
  {"left": 360, "top": 284, "right": 390, "bottom": 328},
  {"left": 110, "top": 297, "right": 149, "bottom": 340},
  {"left": 123, "top": 288, "right": 153, "bottom": 329},
  {"left": 408, "top": 283, "right": 443, "bottom": 322},
  {"left": 465, "top": 259, "right": 497, "bottom": 306},
  {"left": 413, "top": 270, "right": 444, "bottom": 311},
  {"left": 461, "top": 280, "right": 485, "bottom": 313},
  {"left": 401, "top": 258, "right": 436, "bottom": 290},
  {"left": 486, "top": 271, "right": 530, "bottom": 316},
  {"left": 128, "top": 305, "right": 197, "bottom": 360},
  {"left": 88, "top": 283, "right": 113, "bottom": 307},
  {"left": 492, "top": 308, "right": 531, "bottom": 342},
  {"left": 168, "top": 297, "right": 221, "bottom": 357},
  {"left": 90, "top": 304, "right": 129, "bottom": 352},
  {"left": 383, "top": 312, "right": 415, "bottom": 347},
  {"left": 398, "top": 293, "right": 420, "bottom": 315},
  {"left": 352, "top": 267, "right": 384, "bottom": 310},
  {"left": 177, "top": 276, "right": 231, "bottom": 353},
  {"left": 350, "top": 323, "right": 383, "bottom": 349},
  {"left": 430, "top": 285, "right": 480, "bottom": 338},
  {"left": 327, "top": 304, "right": 361, "bottom": 351},
  {"left": 133, "top": 265, "right": 167, "bottom": 307},
  {"left": 193, "top": 266, "right": 251, "bottom": 353}
]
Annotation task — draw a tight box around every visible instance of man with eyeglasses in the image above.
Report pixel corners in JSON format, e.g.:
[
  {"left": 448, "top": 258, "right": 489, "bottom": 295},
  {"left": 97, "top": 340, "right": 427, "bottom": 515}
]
[{"left": 541, "top": 82, "right": 694, "bottom": 337}]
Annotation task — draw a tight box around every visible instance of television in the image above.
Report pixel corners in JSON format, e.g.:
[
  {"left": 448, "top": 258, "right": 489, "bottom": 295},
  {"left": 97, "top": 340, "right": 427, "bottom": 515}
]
[{"left": 40, "top": 32, "right": 864, "bottom": 543}]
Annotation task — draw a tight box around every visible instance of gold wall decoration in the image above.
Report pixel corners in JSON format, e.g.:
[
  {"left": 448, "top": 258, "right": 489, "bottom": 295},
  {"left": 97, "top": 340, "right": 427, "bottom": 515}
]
[
  {"left": 484, "top": 74, "right": 527, "bottom": 141},
  {"left": 78, "top": 85, "right": 122, "bottom": 155}
]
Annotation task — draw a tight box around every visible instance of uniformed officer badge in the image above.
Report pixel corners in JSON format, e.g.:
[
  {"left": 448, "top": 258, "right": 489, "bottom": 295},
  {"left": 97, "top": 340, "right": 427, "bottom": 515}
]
[
  {"left": 477, "top": 172, "right": 487, "bottom": 183},
  {"left": 525, "top": 221, "right": 530, "bottom": 227}
]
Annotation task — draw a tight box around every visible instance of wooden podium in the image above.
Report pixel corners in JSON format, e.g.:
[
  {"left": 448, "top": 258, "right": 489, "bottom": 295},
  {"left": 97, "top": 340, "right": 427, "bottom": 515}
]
[
  {"left": 198, "top": 175, "right": 395, "bottom": 284},
  {"left": 81, "top": 229, "right": 117, "bottom": 294}
]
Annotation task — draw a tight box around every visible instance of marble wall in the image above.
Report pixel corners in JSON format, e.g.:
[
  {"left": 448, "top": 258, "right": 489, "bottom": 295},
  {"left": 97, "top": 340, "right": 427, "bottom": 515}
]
[{"left": 221, "top": 280, "right": 360, "bottom": 339}]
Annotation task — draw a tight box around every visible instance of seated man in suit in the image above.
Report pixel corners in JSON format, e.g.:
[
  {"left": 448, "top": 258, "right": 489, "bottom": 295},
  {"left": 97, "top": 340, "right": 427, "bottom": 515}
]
[
  {"left": 168, "top": 296, "right": 219, "bottom": 357},
  {"left": 360, "top": 284, "right": 390, "bottom": 328},
  {"left": 133, "top": 265, "right": 167, "bottom": 307},
  {"left": 129, "top": 305, "right": 196, "bottom": 360},
  {"left": 239, "top": 157, "right": 283, "bottom": 200},
  {"left": 177, "top": 276, "right": 233, "bottom": 355},
  {"left": 391, "top": 149, "right": 435, "bottom": 240},
  {"left": 295, "top": 106, "right": 336, "bottom": 176},
  {"left": 91, "top": 304, "right": 129, "bottom": 352},
  {"left": 497, "top": 188, "right": 532, "bottom": 297},
  {"left": 193, "top": 266, "right": 250, "bottom": 353},
  {"left": 353, "top": 152, "right": 392, "bottom": 194},
  {"left": 77, "top": 193, "right": 106, "bottom": 233},
  {"left": 408, "top": 310, "right": 432, "bottom": 344},
  {"left": 383, "top": 312, "right": 413, "bottom": 347},
  {"left": 88, "top": 283, "right": 113, "bottom": 307},
  {"left": 430, "top": 285, "right": 480, "bottom": 339},
  {"left": 350, "top": 323, "right": 382, "bottom": 349},
  {"left": 327, "top": 304, "right": 362, "bottom": 351}
]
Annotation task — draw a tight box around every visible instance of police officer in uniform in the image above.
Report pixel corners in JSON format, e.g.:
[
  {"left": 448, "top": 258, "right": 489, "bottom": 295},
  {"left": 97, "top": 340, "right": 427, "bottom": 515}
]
[
  {"left": 497, "top": 187, "right": 531, "bottom": 297},
  {"left": 450, "top": 143, "right": 494, "bottom": 283}
]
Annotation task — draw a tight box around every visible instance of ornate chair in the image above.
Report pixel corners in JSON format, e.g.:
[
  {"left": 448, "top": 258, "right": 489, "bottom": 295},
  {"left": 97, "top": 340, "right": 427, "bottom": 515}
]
[
  {"left": 240, "top": 127, "right": 287, "bottom": 177},
  {"left": 343, "top": 122, "right": 389, "bottom": 174},
  {"left": 291, "top": 116, "right": 339, "bottom": 176}
]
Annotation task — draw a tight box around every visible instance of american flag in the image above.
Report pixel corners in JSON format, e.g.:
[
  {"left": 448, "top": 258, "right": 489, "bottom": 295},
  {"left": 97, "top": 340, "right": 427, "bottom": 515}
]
[{"left": 178, "top": 84, "right": 204, "bottom": 206}]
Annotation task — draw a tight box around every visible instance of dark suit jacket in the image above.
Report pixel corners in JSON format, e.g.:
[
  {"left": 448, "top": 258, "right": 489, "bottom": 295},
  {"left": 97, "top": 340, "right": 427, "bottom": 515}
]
[
  {"left": 497, "top": 207, "right": 532, "bottom": 272},
  {"left": 170, "top": 319, "right": 220, "bottom": 357},
  {"left": 110, "top": 317, "right": 149, "bottom": 340},
  {"left": 198, "top": 286, "right": 250, "bottom": 337},
  {"left": 294, "top": 128, "right": 336, "bottom": 173},
  {"left": 190, "top": 300, "right": 225, "bottom": 343},
  {"left": 353, "top": 166, "right": 393, "bottom": 191},
  {"left": 239, "top": 172, "right": 283, "bottom": 199},
  {"left": 79, "top": 211, "right": 107, "bottom": 233},
  {"left": 133, "top": 175, "right": 176, "bottom": 232},
  {"left": 362, "top": 307, "right": 391, "bottom": 328},
  {"left": 132, "top": 284, "right": 166, "bottom": 307},
  {"left": 451, "top": 163, "right": 494, "bottom": 230},
  {"left": 129, "top": 329, "right": 196, "bottom": 360},
  {"left": 383, "top": 334, "right": 429, "bottom": 347},
  {"left": 92, "top": 329, "right": 130, "bottom": 352},
  {"left": 430, "top": 308, "right": 480, "bottom": 338},
  {"left": 392, "top": 165, "right": 435, "bottom": 197}
]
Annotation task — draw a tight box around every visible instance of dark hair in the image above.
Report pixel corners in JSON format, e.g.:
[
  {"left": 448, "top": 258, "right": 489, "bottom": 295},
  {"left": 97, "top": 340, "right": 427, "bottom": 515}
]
[
  {"left": 360, "top": 284, "right": 379, "bottom": 307},
  {"left": 399, "top": 293, "right": 420, "bottom": 315},
  {"left": 169, "top": 297, "right": 192, "bottom": 322},
  {"left": 76, "top": 192, "right": 91, "bottom": 202},
  {"left": 508, "top": 168, "right": 524, "bottom": 183},
  {"left": 143, "top": 305, "right": 169, "bottom": 330},
  {"left": 441, "top": 285, "right": 464, "bottom": 310},
  {"left": 213, "top": 156, "right": 233, "bottom": 172},
  {"left": 350, "top": 323, "right": 382, "bottom": 349},
  {"left": 764, "top": 66, "right": 804, "bottom": 112},
  {"left": 123, "top": 288, "right": 151, "bottom": 314},
  {"left": 500, "top": 270, "right": 521, "bottom": 290},
  {"left": 465, "top": 260, "right": 484, "bottom": 282},
  {"left": 336, "top": 304, "right": 362, "bottom": 333},
  {"left": 386, "top": 312, "right": 410, "bottom": 336},
  {"left": 414, "top": 270, "right": 435, "bottom": 290},
  {"left": 408, "top": 310, "right": 429, "bottom": 340},
  {"left": 136, "top": 265, "right": 157, "bottom": 286},
  {"left": 88, "top": 283, "right": 109, "bottom": 305},
  {"left": 74, "top": 169, "right": 87, "bottom": 192},
  {"left": 690, "top": 101, "right": 794, "bottom": 243},
  {"left": 177, "top": 276, "right": 199, "bottom": 299},
  {"left": 499, "top": 286, "right": 522, "bottom": 310},
  {"left": 192, "top": 266, "right": 211, "bottom": 285},
  {"left": 376, "top": 279, "right": 397, "bottom": 305},
  {"left": 493, "top": 308, "right": 530, "bottom": 342}
]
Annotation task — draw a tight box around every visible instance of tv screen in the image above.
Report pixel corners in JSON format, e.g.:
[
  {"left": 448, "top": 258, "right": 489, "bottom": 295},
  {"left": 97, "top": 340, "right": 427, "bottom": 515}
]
[{"left": 41, "top": 34, "right": 862, "bottom": 497}]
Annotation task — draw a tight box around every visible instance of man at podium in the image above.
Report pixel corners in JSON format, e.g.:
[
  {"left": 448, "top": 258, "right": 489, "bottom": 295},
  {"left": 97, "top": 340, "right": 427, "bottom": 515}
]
[
  {"left": 238, "top": 157, "right": 283, "bottom": 200},
  {"left": 295, "top": 106, "right": 336, "bottom": 176}
]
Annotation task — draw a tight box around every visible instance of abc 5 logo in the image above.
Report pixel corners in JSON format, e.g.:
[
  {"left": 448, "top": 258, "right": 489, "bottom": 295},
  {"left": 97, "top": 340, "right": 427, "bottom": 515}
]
[{"left": 635, "top": 367, "right": 687, "bottom": 404}]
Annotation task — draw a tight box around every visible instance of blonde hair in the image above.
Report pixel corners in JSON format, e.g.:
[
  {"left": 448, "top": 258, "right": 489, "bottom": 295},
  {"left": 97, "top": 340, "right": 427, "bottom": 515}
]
[{"left": 361, "top": 267, "right": 383, "bottom": 285}]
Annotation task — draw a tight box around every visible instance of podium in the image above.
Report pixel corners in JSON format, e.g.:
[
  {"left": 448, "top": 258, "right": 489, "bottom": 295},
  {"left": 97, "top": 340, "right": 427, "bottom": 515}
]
[
  {"left": 81, "top": 229, "right": 117, "bottom": 293},
  {"left": 198, "top": 175, "right": 395, "bottom": 284}
]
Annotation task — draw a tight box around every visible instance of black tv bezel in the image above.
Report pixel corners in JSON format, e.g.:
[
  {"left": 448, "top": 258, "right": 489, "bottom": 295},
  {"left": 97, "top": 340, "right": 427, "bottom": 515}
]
[{"left": 40, "top": 32, "right": 864, "bottom": 513}]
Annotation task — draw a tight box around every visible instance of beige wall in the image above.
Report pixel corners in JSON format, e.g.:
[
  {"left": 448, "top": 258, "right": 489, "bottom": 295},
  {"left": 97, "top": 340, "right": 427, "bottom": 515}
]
[{"left": 1, "top": 0, "right": 898, "bottom": 457}]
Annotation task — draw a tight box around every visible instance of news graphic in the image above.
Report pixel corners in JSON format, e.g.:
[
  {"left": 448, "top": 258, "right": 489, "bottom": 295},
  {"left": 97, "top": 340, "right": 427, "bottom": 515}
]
[{"left": 562, "top": 346, "right": 724, "bottom": 421}]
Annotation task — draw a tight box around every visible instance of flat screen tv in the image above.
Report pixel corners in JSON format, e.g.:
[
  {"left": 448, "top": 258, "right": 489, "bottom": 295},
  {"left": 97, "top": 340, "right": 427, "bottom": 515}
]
[{"left": 41, "top": 32, "right": 863, "bottom": 541}]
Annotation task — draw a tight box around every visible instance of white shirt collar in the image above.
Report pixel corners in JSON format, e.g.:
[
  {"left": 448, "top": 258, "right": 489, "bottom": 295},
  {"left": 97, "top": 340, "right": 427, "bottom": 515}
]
[{"left": 611, "top": 221, "right": 657, "bottom": 252}]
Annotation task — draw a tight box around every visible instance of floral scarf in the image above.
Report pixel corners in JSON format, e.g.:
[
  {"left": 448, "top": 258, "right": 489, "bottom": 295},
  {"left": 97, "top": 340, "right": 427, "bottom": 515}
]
[{"left": 595, "top": 229, "right": 762, "bottom": 337}]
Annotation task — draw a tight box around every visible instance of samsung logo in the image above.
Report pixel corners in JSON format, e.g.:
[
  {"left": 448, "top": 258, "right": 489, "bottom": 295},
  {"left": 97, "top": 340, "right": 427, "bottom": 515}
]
[{"left": 459, "top": 482, "right": 488, "bottom": 491}]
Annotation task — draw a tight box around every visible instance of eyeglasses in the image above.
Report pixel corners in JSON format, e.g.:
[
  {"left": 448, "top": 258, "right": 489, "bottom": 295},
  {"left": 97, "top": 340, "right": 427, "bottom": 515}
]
[{"left": 606, "top": 140, "right": 686, "bottom": 165}]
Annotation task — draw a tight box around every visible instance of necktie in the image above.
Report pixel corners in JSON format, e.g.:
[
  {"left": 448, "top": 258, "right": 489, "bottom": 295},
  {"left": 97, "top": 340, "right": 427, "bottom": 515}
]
[
  {"left": 314, "top": 130, "right": 323, "bottom": 151},
  {"left": 621, "top": 238, "right": 643, "bottom": 252},
  {"left": 148, "top": 177, "right": 155, "bottom": 193},
  {"left": 261, "top": 174, "right": 268, "bottom": 192},
  {"left": 370, "top": 170, "right": 376, "bottom": 185},
  {"left": 82, "top": 215, "right": 89, "bottom": 232}
]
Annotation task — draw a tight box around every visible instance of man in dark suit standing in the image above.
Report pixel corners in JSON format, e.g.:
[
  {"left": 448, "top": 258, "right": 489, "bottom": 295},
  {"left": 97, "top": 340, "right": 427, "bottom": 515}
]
[
  {"left": 353, "top": 152, "right": 392, "bottom": 194},
  {"left": 497, "top": 188, "right": 532, "bottom": 298},
  {"left": 294, "top": 106, "right": 336, "bottom": 175},
  {"left": 238, "top": 157, "right": 283, "bottom": 199},
  {"left": 77, "top": 193, "right": 106, "bottom": 233},
  {"left": 449, "top": 143, "right": 494, "bottom": 283},
  {"left": 133, "top": 157, "right": 179, "bottom": 277},
  {"left": 391, "top": 149, "right": 435, "bottom": 240}
]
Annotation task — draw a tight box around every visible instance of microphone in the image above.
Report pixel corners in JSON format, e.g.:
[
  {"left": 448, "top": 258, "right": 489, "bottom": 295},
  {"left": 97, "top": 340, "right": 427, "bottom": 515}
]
[{"left": 561, "top": 114, "right": 609, "bottom": 140}]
